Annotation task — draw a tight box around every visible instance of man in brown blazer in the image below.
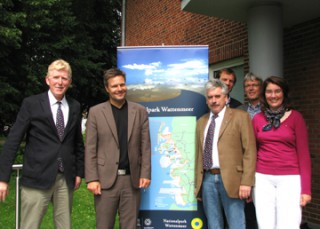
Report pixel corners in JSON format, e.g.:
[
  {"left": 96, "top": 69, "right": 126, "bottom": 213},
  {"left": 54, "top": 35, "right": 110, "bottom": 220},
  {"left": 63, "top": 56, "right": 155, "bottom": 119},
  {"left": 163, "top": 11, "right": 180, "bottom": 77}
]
[
  {"left": 85, "top": 68, "right": 151, "bottom": 229},
  {"left": 195, "top": 79, "right": 256, "bottom": 229}
]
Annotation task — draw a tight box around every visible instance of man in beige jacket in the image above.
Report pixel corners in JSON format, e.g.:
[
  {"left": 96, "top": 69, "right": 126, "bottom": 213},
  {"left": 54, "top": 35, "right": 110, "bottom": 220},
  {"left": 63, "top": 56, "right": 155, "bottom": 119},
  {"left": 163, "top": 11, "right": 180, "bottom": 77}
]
[{"left": 195, "top": 79, "right": 256, "bottom": 229}]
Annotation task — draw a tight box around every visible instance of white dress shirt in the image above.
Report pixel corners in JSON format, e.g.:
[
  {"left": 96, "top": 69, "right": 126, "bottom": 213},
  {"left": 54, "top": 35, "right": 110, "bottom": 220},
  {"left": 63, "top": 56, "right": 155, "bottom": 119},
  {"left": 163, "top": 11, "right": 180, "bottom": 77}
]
[
  {"left": 203, "top": 106, "right": 226, "bottom": 169},
  {"left": 48, "top": 90, "right": 69, "bottom": 127}
]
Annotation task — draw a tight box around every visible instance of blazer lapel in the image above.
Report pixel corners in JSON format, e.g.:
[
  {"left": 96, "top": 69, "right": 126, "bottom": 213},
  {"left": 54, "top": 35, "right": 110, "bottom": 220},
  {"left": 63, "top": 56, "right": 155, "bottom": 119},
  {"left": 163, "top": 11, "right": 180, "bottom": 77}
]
[
  {"left": 127, "top": 102, "right": 136, "bottom": 142},
  {"left": 219, "top": 108, "right": 232, "bottom": 138},
  {"left": 200, "top": 113, "right": 210, "bottom": 145},
  {"left": 40, "top": 93, "right": 58, "bottom": 136},
  {"left": 63, "top": 97, "right": 77, "bottom": 140},
  {"left": 102, "top": 101, "right": 119, "bottom": 145}
]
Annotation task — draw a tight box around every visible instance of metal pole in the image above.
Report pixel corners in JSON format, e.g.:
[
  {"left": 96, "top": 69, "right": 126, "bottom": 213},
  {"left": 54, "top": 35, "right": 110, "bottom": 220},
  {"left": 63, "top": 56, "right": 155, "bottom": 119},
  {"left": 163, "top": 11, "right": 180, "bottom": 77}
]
[
  {"left": 12, "top": 164, "right": 23, "bottom": 229},
  {"left": 121, "top": 0, "right": 126, "bottom": 46}
]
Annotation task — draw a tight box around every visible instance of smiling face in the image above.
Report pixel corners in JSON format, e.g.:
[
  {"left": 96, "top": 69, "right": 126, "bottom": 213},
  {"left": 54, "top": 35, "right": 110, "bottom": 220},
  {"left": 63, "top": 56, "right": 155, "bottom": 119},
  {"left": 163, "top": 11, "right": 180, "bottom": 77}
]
[
  {"left": 206, "top": 87, "right": 228, "bottom": 115},
  {"left": 244, "top": 79, "right": 261, "bottom": 103},
  {"left": 265, "top": 82, "right": 284, "bottom": 110},
  {"left": 46, "top": 69, "right": 71, "bottom": 101},
  {"left": 105, "top": 75, "right": 127, "bottom": 108}
]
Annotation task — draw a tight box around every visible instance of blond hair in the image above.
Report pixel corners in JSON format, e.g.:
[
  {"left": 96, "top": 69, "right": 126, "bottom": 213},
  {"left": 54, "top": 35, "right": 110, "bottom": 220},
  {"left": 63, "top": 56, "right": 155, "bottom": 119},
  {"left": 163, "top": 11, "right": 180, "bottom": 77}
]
[{"left": 47, "top": 59, "right": 72, "bottom": 79}]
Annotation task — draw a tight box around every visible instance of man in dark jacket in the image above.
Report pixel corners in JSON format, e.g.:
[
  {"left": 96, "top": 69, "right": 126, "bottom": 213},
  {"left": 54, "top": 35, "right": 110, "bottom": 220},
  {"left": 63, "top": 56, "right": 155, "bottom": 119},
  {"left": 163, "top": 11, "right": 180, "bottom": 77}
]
[
  {"left": 0, "top": 59, "right": 84, "bottom": 229},
  {"left": 216, "top": 68, "right": 242, "bottom": 108}
]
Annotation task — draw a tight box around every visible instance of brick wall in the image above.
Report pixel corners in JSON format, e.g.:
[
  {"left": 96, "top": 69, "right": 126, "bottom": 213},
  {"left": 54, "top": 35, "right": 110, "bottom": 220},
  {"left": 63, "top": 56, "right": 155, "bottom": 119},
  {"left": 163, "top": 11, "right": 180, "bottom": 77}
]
[
  {"left": 125, "top": 0, "right": 320, "bottom": 225},
  {"left": 125, "top": 0, "right": 247, "bottom": 65},
  {"left": 284, "top": 17, "right": 320, "bottom": 225}
]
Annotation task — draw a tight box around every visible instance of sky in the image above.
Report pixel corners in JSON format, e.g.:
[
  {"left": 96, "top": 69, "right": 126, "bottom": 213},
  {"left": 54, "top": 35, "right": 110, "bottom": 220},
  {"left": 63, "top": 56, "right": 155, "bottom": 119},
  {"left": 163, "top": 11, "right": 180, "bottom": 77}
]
[{"left": 117, "top": 46, "right": 209, "bottom": 85}]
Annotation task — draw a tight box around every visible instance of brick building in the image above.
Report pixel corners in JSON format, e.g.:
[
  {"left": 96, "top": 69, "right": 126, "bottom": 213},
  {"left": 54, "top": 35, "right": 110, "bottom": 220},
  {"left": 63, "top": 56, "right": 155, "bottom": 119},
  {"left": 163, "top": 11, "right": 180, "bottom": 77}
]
[{"left": 123, "top": 0, "right": 320, "bottom": 227}]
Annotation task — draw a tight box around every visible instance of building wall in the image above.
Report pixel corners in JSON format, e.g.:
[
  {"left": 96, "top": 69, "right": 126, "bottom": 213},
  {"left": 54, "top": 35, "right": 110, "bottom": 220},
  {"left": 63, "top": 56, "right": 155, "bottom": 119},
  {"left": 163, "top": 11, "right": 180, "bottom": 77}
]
[
  {"left": 125, "top": 0, "right": 320, "bottom": 225},
  {"left": 125, "top": 0, "right": 248, "bottom": 65},
  {"left": 284, "top": 17, "right": 320, "bottom": 225}
]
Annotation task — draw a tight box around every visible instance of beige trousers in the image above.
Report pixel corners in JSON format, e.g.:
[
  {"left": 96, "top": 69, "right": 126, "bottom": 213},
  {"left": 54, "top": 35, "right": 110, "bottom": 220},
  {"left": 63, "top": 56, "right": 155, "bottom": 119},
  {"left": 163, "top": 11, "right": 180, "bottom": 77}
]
[{"left": 20, "top": 174, "right": 73, "bottom": 229}]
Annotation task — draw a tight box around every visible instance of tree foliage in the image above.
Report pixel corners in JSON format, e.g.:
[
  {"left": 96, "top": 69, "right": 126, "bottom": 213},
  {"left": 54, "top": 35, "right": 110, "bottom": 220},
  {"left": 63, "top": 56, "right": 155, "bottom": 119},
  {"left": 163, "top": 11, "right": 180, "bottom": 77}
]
[
  {"left": 0, "top": 0, "right": 24, "bottom": 128},
  {"left": 0, "top": 0, "right": 121, "bottom": 127}
]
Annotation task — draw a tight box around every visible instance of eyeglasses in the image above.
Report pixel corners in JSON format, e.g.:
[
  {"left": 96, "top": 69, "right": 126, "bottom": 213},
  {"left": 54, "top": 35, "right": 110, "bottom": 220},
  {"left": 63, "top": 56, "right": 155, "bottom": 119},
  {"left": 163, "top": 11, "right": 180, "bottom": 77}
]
[
  {"left": 265, "top": 89, "right": 282, "bottom": 95},
  {"left": 244, "top": 84, "right": 260, "bottom": 88}
]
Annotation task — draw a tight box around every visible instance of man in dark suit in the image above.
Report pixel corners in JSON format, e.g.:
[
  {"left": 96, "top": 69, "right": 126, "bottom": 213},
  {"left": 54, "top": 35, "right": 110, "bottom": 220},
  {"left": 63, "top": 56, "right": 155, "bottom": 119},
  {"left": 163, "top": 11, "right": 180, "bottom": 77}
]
[
  {"left": 85, "top": 68, "right": 151, "bottom": 229},
  {"left": 216, "top": 68, "right": 242, "bottom": 108},
  {"left": 195, "top": 79, "right": 256, "bottom": 229},
  {"left": 0, "top": 59, "right": 84, "bottom": 229}
]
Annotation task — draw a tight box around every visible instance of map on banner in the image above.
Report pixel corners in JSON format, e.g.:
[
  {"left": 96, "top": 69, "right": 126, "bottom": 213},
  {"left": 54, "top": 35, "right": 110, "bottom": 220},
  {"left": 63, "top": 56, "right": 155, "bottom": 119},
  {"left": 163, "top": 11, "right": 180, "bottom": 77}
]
[{"left": 140, "top": 116, "right": 197, "bottom": 211}]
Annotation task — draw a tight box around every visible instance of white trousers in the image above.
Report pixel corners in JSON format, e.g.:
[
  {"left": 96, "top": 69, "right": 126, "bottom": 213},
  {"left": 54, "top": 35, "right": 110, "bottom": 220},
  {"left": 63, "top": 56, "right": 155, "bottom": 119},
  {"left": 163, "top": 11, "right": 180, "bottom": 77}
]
[{"left": 254, "top": 172, "right": 301, "bottom": 229}]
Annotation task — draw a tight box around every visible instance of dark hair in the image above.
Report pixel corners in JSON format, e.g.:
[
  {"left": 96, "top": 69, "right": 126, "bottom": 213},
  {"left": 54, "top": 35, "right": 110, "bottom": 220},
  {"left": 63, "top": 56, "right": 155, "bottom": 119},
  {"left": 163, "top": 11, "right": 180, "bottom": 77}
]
[
  {"left": 216, "top": 68, "right": 236, "bottom": 84},
  {"left": 103, "top": 68, "right": 126, "bottom": 86},
  {"left": 260, "top": 76, "right": 292, "bottom": 112}
]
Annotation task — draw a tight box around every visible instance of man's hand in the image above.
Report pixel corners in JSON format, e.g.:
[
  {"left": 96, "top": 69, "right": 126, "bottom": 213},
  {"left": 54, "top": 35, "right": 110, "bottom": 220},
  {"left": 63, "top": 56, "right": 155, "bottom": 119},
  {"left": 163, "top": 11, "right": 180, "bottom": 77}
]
[
  {"left": 239, "top": 185, "right": 251, "bottom": 200},
  {"left": 87, "top": 181, "right": 101, "bottom": 195},
  {"left": 0, "top": 182, "right": 9, "bottom": 202},
  {"left": 139, "top": 178, "right": 151, "bottom": 189},
  {"left": 74, "top": 176, "right": 82, "bottom": 190}
]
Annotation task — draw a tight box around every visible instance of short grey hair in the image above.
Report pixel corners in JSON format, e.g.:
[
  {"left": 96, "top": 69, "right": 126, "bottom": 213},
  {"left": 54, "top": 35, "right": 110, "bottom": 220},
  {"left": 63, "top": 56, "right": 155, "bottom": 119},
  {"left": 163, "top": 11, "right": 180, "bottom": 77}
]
[
  {"left": 204, "top": 79, "right": 229, "bottom": 96},
  {"left": 243, "top": 72, "right": 263, "bottom": 85}
]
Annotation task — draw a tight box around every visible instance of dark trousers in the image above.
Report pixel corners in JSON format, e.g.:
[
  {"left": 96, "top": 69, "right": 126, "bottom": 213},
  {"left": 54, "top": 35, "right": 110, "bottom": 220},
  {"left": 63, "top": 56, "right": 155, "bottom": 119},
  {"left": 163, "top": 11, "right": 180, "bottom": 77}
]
[{"left": 245, "top": 202, "right": 258, "bottom": 229}]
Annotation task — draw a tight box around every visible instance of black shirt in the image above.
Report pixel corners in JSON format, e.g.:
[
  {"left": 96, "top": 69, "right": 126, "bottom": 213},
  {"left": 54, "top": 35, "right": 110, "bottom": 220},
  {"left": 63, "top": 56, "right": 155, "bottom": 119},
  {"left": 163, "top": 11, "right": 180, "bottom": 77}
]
[{"left": 111, "top": 101, "right": 129, "bottom": 171}]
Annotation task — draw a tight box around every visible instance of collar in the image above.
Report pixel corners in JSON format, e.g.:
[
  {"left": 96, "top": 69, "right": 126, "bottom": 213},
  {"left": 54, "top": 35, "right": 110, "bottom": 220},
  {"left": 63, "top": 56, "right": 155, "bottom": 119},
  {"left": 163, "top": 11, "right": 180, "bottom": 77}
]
[
  {"left": 248, "top": 102, "right": 261, "bottom": 109},
  {"left": 111, "top": 100, "right": 127, "bottom": 110},
  {"left": 48, "top": 90, "right": 67, "bottom": 106},
  {"left": 226, "top": 96, "right": 231, "bottom": 106},
  {"left": 209, "top": 106, "right": 226, "bottom": 120}
]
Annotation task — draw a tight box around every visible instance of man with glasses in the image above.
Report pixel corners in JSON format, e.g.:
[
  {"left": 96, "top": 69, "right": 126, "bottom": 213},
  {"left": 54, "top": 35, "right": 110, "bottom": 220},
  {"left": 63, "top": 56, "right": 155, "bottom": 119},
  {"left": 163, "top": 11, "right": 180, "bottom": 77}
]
[
  {"left": 238, "top": 72, "right": 263, "bottom": 119},
  {"left": 238, "top": 72, "right": 263, "bottom": 229}
]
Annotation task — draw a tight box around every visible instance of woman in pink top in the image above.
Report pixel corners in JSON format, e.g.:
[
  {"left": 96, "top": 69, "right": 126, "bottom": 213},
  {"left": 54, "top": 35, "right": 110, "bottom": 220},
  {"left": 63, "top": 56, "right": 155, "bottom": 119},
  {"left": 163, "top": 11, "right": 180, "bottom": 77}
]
[{"left": 252, "top": 76, "right": 311, "bottom": 229}]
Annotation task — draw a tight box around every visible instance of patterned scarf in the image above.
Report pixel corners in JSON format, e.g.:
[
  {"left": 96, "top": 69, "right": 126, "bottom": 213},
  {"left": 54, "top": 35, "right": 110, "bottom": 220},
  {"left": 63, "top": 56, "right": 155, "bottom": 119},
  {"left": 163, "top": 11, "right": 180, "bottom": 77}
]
[{"left": 262, "top": 106, "right": 286, "bottom": 131}]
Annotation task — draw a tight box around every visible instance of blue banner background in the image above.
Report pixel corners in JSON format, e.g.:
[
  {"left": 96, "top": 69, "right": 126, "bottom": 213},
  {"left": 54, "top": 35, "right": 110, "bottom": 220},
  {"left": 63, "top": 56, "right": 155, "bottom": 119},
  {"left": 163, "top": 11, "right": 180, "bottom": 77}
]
[{"left": 117, "top": 46, "right": 209, "bottom": 229}]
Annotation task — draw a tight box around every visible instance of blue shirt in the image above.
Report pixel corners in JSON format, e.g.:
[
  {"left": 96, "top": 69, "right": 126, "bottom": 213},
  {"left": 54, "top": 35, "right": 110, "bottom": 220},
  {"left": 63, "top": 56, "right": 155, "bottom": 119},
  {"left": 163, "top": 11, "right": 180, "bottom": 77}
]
[{"left": 247, "top": 102, "right": 261, "bottom": 119}]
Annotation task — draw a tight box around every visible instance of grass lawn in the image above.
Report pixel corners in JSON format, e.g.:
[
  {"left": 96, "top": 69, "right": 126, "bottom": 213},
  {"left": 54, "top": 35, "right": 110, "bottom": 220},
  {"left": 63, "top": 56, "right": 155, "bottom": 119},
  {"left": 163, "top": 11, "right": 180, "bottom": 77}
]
[{"left": 0, "top": 137, "right": 120, "bottom": 228}]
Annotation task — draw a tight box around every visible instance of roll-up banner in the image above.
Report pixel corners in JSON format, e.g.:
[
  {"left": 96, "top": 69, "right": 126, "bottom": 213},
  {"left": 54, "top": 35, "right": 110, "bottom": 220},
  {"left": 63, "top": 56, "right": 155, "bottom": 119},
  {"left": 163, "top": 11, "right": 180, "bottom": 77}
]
[{"left": 117, "top": 46, "right": 209, "bottom": 229}]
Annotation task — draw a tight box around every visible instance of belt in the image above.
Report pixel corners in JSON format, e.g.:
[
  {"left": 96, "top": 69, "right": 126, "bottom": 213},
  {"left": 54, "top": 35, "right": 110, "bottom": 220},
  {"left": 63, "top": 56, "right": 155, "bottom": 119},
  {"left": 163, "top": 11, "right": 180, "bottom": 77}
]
[
  {"left": 205, "top": 168, "right": 221, "bottom": 174},
  {"left": 117, "top": 169, "right": 130, "bottom": 176}
]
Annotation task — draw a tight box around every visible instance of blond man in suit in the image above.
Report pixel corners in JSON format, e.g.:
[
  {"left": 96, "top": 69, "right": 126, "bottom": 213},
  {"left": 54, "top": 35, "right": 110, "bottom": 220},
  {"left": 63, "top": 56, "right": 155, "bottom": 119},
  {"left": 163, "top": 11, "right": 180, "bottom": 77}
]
[
  {"left": 195, "top": 79, "right": 256, "bottom": 229},
  {"left": 85, "top": 68, "right": 151, "bottom": 229},
  {"left": 0, "top": 59, "right": 84, "bottom": 229}
]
